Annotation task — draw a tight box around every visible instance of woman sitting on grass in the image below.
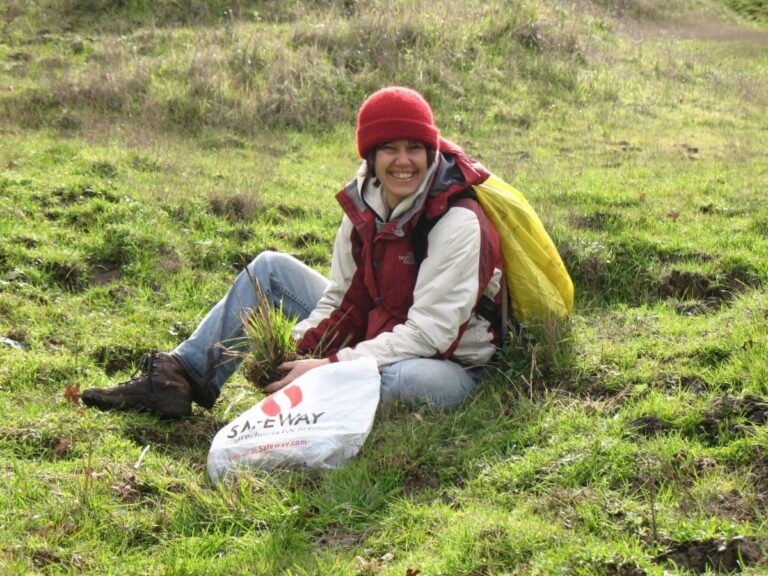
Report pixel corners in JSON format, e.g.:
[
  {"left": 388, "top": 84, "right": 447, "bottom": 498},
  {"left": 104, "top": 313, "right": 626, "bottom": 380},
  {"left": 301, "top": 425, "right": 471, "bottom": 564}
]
[{"left": 82, "top": 86, "right": 504, "bottom": 418}]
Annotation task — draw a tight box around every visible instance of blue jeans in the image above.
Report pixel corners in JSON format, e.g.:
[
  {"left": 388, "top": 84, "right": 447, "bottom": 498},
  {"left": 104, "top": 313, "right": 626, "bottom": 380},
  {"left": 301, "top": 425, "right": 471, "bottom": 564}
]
[{"left": 174, "top": 252, "right": 479, "bottom": 410}]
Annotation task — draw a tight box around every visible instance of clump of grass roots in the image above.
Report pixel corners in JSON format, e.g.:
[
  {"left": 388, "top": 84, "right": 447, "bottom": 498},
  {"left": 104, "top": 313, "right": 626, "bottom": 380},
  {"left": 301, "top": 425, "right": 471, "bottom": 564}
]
[{"left": 223, "top": 281, "right": 298, "bottom": 388}]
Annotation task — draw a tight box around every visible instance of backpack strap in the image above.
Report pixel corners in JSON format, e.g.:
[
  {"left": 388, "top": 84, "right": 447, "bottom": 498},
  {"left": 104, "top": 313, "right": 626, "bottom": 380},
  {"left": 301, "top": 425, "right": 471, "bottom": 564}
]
[
  {"left": 413, "top": 188, "right": 511, "bottom": 341},
  {"left": 412, "top": 188, "right": 478, "bottom": 264}
]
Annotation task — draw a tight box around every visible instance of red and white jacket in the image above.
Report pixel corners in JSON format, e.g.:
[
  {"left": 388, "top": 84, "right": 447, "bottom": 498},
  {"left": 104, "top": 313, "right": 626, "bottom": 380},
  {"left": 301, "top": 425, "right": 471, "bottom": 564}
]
[{"left": 293, "top": 138, "right": 504, "bottom": 368}]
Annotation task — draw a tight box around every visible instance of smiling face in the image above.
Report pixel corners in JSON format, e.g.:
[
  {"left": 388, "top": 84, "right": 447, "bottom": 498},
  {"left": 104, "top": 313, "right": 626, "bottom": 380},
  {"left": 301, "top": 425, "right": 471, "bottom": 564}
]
[{"left": 373, "top": 140, "right": 429, "bottom": 209}]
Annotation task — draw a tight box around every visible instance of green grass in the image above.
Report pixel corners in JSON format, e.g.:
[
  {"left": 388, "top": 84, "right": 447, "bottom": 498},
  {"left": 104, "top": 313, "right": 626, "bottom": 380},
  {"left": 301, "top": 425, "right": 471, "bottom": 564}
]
[{"left": 2, "top": 0, "right": 768, "bottom": 574}]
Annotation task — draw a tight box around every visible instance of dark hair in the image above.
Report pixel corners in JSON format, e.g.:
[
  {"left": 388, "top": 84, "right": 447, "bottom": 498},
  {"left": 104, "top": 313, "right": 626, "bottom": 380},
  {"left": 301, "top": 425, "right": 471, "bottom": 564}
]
[{"left": 365, "top": 144, "right": 437, "bottom": 186}]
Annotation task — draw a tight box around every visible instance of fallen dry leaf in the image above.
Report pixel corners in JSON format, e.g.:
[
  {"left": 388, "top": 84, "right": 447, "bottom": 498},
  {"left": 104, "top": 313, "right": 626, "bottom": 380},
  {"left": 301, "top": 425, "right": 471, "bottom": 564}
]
[
  {"left": 355, "top": 556, "right": 379, "bottom": 572},
  {"left": 112, "top": 470, "right": 142, "bottom": 503},
  {"left": 64, "top": 383, "right": 81, "bottom": 406},
  {"left": 50, "top": 436, "right": 72, "bottom": 457}
]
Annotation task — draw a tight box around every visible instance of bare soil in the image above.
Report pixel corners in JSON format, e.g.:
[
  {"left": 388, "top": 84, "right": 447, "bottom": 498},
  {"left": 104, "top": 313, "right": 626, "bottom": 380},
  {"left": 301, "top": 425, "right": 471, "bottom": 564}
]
[{"left": 655, "top": 536, "right": 764, "bottom": 573}]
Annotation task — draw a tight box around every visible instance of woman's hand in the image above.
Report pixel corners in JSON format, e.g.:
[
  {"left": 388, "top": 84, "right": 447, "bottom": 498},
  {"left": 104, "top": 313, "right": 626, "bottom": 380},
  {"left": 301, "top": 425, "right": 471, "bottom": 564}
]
[{"left": 262, "top": 358, "right": 331, "bottom": 393}]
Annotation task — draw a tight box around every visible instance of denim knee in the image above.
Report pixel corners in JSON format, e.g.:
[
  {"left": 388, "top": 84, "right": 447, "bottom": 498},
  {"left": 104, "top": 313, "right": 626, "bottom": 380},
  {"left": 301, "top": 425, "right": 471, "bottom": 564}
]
[
  {"left": 246, "top": 251, "right": 280, "bottom": 289},
  {"left": 380, "top": 359, "right": 477, "bottom": 411}
]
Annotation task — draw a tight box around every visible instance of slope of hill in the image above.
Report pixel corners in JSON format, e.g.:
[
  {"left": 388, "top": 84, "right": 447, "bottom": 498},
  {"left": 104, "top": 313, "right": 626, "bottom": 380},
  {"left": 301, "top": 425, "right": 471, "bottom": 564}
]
[{"left": 1, "top": 1, "right": 767, "bottom": 574}]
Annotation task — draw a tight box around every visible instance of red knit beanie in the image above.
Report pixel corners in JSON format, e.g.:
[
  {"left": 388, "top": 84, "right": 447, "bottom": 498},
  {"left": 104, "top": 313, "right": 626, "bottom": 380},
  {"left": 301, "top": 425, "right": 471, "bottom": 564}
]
[{"left": 355, "top": 86, "right": 440, "bottom": 159}]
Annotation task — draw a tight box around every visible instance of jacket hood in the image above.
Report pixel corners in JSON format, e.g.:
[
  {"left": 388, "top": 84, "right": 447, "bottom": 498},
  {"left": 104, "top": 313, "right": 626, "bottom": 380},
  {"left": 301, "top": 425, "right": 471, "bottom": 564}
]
[{"left": 422, "top": 137, "right": 490, "bottom": 220}]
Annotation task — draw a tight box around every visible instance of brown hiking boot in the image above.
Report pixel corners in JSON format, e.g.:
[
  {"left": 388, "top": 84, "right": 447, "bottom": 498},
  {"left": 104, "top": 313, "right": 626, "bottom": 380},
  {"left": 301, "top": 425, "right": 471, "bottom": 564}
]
[{"left": 82, "top": 351, "right": 193, "bottom": 419}]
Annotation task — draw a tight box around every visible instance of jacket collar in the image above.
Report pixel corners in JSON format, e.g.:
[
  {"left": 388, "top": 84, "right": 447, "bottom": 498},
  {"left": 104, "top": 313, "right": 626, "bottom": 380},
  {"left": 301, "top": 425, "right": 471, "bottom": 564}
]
[{"left": 337, "top": 139, "right": 490, "bottom": 235}]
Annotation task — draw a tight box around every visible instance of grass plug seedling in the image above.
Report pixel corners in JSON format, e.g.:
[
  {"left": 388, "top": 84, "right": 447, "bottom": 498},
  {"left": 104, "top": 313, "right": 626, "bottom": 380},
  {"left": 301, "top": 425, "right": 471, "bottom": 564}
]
[{"left": 221, "top": 278, "right": 299, "bottom": 389}]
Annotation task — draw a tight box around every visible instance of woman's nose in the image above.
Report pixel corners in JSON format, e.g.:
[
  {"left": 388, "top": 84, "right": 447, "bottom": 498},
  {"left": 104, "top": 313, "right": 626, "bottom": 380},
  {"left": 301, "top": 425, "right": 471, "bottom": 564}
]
[{"left": 394, "top": 149, "right": 410, "bottom": 164}]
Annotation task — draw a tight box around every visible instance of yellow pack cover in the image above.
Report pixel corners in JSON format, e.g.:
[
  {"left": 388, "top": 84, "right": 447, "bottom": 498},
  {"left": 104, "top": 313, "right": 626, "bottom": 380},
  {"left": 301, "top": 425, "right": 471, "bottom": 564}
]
[{"left": 474, "top": 174, "right": 574, "bottom": 322}]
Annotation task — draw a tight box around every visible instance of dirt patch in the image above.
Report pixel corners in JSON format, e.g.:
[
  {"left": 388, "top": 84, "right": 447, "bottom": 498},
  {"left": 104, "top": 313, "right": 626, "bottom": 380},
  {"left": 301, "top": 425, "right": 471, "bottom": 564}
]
[
  {"left": 292, "top": 231, "right": 324, "bottom": 248},
  {"left": 616, "top": 140, "right": 642, "bottom": 153},
  {"left": 571, "top": 368, "right": 626, "bottom": 403},
  {"left": 110, "top": 467, "right": 165, "bottom": 503},
  {"left": 659, "top": 269, "right": 761, "bottom": 312},
  {"left": 314, "top": 528, "right": 365, "bottom": 550},
  {"left": 698, "top": 394, "right": 768, "bottom": 442},
  {"left": 51, "top": 183, "right": 119, "bottom": 205},
  {"left": 694, "top": 344, "right": 732, "bottom": 367},
  {"left": 570, "top": 212, "right": 622, "bottom": 230},
  {"left": 43, "top": 260, "right": 87, "bottom": 291},
  {"left": 6, "top": 327, "right": 28, "bottom": 345},
  {"left": 720, "top": 270, "right": 762, "bottom": 295},
  {"left": 658, "top": 270, "right": 711, "bottom": 299},
  {"left": 601, "top": 140, "right": 643, "bottom": 168},
  {"left": 208, "top": 193, "right": 260, "bottom": 222},
  {"left": 157, "top": 250, "right": 183, "bottom": 274},
  {"left": 274, "top": 204, "right": 307, "bottom": 219},
  {"left": 106, "top": 283, "right": 135, "bottom": 302},
  {"left": 300, "top": 251, "right": 330, "bottom": 268},
  {"left": 627, "top": 415, "right": 673, "bottom": 437},
  {"left": 656, "top": 374, "right": 711, "bottom": 395},
  {"left": 629, "top": 393, "right": 768, "bottom": 442},
  {"left": 89, "top": 160, "right": 118, "bottom": 179},
  {"left": 701, "top": 487, "right": 756, "bottom": 524},
  {"left": 674, "top": 297, "right": 723, "bottom": 316},
  {"left": 750, "top": 457, "right": 768, "bottom": 509},
  {"left": 31, "top": 549, "right": 65, "bottom": 569},
  {"left": 402, "top": 463, "right": 439, "bottom": 494},
  {"left": 14, "top": 234, "right": 39, "bottom": 248},
  {"left": 374, "top": 454, "right": 440, "bottom": 495},
  {"left": 683, "top": 375, "right": 716, "bottom": 393},
  {"left": 0, "top": 428, "right": 77, "bottom": 460},
  {"left": 655, "top": 536, "right": 763, "bottom": 574},
  {"left": 129, "top": 153, "right": 162, "bottom": 172},
  {"left": 675, "top": 143, "right": 700, "bottom": 160},
  {"left": 572, "top": 253, "right": 610, "bottom": 293},
  {"left": 91, "top": 345, "right": 139, "bottom": 375},
  {"left": 26, "top": 547, "right": 86, "bottom": 571},
  {"left": 226, "top": 247, "right": 256, "bottom": 270},
  {"left": 90, "top": 267, "right": 123, "bottom": 285},
  {"left": 699, "top": 202, "right": 750, "bottom": 218}
]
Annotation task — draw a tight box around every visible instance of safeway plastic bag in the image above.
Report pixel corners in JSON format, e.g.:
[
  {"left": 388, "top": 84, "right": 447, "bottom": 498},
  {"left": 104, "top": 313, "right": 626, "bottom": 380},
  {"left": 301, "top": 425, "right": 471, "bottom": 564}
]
[{"left": 207, "top": 356, "right": 380, "bottom": 484}]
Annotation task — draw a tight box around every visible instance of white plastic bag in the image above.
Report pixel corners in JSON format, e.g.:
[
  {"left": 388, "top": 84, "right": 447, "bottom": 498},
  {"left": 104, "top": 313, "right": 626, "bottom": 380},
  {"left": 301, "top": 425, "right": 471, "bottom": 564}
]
[{"left": 207, "top": 356, "right": 380, "bottom": 484}]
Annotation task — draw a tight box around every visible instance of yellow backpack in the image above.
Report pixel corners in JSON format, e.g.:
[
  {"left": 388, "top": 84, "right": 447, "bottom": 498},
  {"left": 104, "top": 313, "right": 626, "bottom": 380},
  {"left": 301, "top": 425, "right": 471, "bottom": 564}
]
[{"left": 473, "top": 174, "right": 574, "bottom": 324}]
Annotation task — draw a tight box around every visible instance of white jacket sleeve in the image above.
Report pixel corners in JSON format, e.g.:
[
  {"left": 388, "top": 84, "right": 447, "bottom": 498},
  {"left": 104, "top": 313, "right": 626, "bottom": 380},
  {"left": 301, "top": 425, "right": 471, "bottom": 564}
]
[
  {"left": 335, "top": 207, "right": 483, "bottom": 367},
  {"left": 292, "top": 216, "right": 357, "bottom": 339}
]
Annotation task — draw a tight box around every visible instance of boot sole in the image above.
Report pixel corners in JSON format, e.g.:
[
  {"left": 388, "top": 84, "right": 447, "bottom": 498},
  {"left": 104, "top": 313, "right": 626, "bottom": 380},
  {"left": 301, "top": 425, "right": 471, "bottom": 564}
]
[{"left": 82, "top": 390, "right": 192, "bottom": 419}]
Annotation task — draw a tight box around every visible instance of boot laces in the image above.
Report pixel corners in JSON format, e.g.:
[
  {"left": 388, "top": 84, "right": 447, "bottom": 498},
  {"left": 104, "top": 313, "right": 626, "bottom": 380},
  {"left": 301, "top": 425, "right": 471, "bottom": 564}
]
[{"left": 126, "top": 350, "right": 159, "bottom": 387}]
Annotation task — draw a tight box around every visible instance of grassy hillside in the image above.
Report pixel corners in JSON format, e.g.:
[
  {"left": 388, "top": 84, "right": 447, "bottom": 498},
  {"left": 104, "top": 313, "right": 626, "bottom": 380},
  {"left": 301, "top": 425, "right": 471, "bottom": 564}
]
[{"left": 1, "top": 0, "right": 768, "bottom": 574}]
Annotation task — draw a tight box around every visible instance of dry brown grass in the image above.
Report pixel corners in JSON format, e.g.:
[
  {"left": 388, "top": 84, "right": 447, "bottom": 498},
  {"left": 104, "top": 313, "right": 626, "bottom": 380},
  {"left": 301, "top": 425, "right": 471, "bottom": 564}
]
[{"left": 2, "top": 0, "right": 603, "bottom": 136}]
